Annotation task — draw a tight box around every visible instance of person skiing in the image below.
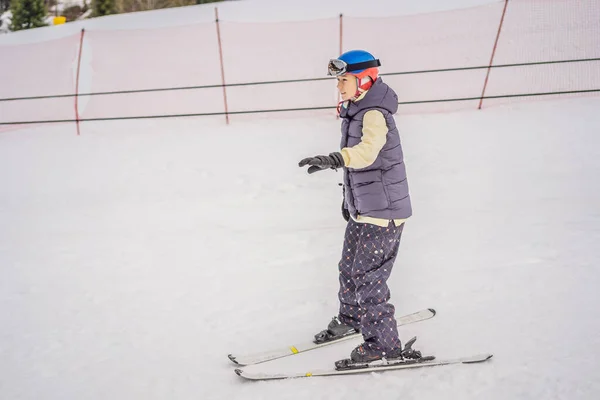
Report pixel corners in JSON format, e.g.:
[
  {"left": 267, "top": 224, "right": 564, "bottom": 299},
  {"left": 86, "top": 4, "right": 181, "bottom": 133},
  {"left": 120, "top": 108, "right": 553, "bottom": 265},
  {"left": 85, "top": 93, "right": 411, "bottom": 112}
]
[{"left": 299, "top": 50, "right": 413, "bottom": 364}]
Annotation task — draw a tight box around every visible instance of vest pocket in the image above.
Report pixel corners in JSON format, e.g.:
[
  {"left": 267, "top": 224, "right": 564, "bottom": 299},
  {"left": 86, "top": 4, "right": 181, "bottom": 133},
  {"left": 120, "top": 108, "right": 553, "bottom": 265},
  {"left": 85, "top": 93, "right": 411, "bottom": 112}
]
[
  {"left": 354, "top": 181, "right": 389, "bottom": 212},
  {"left": 386, "top": 178, "right": 408, "bottom": 203}
]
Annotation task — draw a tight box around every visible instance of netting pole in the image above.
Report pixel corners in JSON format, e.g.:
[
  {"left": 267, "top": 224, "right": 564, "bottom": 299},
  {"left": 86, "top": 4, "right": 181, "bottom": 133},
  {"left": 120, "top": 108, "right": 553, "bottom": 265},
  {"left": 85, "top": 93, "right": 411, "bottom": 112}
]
[
  {"left": 336, "top": 13, "right": 343, "bottom": 119},
  {"left": 75, "top": 28, "right": 85, "bottom": 135},
  {"left": 339, "top": 13, "right": 343, "bottom": 56},
  {"left": 215, "top": 7, "right": 230, "bottom": 125},
  {"left": 479, "top": 0, "right": 509, "bottom": 110}
]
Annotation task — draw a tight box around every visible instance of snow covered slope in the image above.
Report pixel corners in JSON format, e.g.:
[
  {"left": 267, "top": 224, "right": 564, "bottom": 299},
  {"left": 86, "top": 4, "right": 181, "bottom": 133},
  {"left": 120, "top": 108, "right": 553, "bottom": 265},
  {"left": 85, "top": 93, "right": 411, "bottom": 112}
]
[
  {"left": 1, "top": 0, "right": 600, "bottom": 399},
  {"left": 1, "top": 96, "right": 600, "bottom": 399}
]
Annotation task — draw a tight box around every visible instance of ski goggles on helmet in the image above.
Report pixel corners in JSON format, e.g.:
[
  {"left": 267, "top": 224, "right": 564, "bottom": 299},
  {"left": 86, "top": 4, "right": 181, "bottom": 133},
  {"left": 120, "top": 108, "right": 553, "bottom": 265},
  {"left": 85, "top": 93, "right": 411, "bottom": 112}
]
[{"left": 327, "top": 58, "right": 381, "bottom": 76}]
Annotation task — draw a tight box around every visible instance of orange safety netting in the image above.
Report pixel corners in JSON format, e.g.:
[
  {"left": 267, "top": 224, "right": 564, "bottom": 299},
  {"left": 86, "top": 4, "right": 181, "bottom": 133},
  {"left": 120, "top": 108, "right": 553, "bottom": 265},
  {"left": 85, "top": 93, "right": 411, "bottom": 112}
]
[
  {"left": 1, "top": 0, "right": 599, "bottom": 126},
  {"left": 79, "top": 23, "right": 224, "bottom": 120},
  {"left": 484, "top": 0, "right": 600, "bottom": 107},
  {"left": 0, "top": 34, "right": 81, "bottom": 124}
]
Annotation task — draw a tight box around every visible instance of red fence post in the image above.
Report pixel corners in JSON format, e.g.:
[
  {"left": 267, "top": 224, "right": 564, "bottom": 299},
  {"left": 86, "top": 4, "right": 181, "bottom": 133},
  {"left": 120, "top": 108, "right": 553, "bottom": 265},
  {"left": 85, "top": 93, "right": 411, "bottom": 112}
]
[
  {"left": 215, "top": 7, "right": 230, "bottom": 125},
  {"left": 75, "top": 28, "right": 85, "bottom": 135},
  {"left": 339, "top": 13, "right": 343, "bottom": 56},
  {"left": 479, "top": 0, "right": 509, "bottom": 110},
  {"left": 336, "top": 13, "right": 343, "bottom": 118}
]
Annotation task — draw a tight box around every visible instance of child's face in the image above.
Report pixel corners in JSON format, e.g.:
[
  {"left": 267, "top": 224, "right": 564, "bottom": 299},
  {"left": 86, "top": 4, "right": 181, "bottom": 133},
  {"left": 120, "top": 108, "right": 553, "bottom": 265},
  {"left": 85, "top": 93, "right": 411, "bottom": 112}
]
[{"left": 337, "top": 74, "right": 358, "bottom": 101}]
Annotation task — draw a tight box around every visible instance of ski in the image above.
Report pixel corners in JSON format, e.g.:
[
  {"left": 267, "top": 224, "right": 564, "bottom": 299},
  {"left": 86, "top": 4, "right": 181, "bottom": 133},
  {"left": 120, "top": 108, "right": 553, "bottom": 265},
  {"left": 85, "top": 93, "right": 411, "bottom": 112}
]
[
  {"left": 234, "top": 353, "right": 493, "bottom": 380},
  {"left": 227, "top": 308, "right": 435, "bottom": 366}
]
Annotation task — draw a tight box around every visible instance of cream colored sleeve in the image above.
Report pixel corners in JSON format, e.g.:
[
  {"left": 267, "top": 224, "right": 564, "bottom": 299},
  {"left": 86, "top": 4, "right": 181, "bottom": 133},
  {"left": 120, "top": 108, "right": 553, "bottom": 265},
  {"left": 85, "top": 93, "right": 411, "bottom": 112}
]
[{"left": 340, "top": 110, "right": 388, "bottom": 169}]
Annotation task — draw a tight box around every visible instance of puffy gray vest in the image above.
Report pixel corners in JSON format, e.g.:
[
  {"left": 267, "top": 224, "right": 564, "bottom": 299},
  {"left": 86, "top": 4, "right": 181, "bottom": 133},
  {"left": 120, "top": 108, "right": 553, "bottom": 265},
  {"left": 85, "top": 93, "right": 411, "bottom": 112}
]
[{"left": 340, "top": 78, "right": 412, "bottom": 220}]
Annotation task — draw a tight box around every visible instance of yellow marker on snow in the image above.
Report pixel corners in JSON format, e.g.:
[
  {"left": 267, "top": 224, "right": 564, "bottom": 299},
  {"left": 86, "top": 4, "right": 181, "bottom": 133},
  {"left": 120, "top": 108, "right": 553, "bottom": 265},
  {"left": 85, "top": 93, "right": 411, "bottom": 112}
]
[
  {"left": 305, "top": 372, "right": 312, "bottom": 377},
  {"left": 290, "top": 346, "right": 299, "bottom": 354},
  {"left": 53, "top": 16, "right": 66, "bottom": 25}
]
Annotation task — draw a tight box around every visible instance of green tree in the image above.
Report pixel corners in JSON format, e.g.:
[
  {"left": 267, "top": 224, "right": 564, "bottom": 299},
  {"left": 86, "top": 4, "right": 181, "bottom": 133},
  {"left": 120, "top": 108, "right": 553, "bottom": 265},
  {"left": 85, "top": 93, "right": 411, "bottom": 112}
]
[
  {"left": 93, "top": 0, "right": 116, "bottom": 17},
  {"left": 113, "top": 0, "right": 224, "bottom": 14},
  {"left": 1, "top": 0, "right": 11, "bottom": 12},
  {"left": 10, "top": 0, "right": 48, "bottom": 31}
]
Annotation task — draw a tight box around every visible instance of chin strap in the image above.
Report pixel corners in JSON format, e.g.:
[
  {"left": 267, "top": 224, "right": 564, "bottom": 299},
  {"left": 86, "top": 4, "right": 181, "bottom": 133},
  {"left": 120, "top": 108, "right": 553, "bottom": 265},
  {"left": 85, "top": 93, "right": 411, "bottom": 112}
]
[
  {"left": 338, "top": 76, "right": 375, "bottom": 114},
  {"left": 337, "top": 100, "right": 347, "bottom": 115},
  {"left": 350, "top": 76, "right": 374, "bottom": 101}
]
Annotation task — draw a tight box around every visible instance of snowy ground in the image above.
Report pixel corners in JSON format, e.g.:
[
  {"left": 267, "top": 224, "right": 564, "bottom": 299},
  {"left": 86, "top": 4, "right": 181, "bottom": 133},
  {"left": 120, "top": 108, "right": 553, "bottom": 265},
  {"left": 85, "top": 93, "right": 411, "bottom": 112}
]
[{"left": 1, "top": 95, "right": 600, "bottom": 399}]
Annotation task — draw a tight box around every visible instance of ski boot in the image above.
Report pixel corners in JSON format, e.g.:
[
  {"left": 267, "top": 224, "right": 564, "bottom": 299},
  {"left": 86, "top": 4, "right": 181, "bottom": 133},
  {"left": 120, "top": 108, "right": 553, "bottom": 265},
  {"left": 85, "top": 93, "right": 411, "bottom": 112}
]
[
  {"left": 349, "top": 342, "right": 404, "bottom": 363},
  {"left": 313, "top": 316, "right": 358, "bottom": 344},
  {"left": 335, "top": 336, "right": 433, "bottom": 371}
]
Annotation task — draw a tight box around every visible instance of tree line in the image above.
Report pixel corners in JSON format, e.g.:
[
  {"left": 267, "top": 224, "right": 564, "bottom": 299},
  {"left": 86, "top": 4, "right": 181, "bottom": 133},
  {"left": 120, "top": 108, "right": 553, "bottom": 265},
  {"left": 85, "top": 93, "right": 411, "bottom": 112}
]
[{"left": 5, "top": 0, "right": 224, "bottom": 31}]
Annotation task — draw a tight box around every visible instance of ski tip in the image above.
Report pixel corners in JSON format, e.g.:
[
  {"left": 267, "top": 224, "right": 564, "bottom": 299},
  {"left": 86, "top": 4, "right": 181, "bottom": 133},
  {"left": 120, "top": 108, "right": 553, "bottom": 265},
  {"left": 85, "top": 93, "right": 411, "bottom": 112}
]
[
  {"left": 228, "top": 354, "right": 239, "bottom": 365},
  {"left": 428, "top": 308, "right": 436, "bottom": 316},
  {"left": 234, "top": 368, "right": 244, "bottom": 377},
  {"left": 462, "top": 354, "right": 494, "bottom": 364}
]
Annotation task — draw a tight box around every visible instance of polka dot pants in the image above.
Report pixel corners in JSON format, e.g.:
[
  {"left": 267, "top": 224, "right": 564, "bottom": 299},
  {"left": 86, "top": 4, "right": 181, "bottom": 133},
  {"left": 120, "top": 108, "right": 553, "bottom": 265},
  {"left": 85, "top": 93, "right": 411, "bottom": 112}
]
[{"left": 337, "top": 219, "right": 404, "bottom": 353}]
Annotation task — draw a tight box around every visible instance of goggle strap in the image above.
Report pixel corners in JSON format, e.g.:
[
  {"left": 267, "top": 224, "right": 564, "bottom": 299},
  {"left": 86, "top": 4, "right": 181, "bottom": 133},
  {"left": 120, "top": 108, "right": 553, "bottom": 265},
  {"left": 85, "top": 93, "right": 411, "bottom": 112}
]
[{"left": 346, "top": 59, "right": 381, "bottom": 72}]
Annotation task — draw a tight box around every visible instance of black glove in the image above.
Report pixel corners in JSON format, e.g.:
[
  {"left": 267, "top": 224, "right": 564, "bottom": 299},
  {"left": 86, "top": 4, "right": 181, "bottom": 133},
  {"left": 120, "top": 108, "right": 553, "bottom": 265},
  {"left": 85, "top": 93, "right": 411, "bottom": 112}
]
[
  {"left": 298, "top": 152, "right": 344, "bottom": 174},
  {"left": 341, "top": 200, "right": 350, "bottom": 222},
  {"left": 340, "top": 184, "right": 350, "bottom": 222}
]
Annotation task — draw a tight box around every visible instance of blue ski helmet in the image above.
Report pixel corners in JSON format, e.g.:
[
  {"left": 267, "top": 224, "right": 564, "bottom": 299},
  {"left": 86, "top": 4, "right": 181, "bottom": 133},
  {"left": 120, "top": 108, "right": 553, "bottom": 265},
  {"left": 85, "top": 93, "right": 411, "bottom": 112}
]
[{"left": 328, "top": 50, "right": 381, "bottom": 80}]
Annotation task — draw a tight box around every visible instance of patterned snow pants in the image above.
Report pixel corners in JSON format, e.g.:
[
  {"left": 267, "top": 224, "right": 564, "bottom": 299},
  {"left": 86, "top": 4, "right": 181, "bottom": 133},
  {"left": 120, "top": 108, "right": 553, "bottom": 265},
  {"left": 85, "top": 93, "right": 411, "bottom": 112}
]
[{"left": 337, "top": 218, "right": 404, "bottom": 353}]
